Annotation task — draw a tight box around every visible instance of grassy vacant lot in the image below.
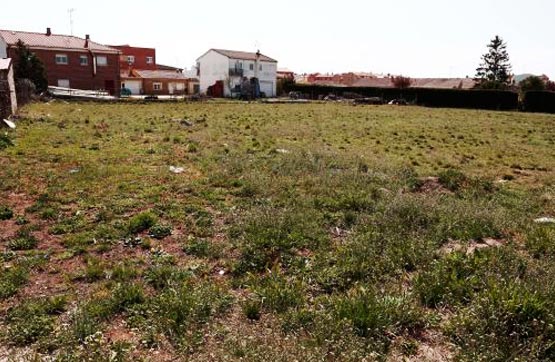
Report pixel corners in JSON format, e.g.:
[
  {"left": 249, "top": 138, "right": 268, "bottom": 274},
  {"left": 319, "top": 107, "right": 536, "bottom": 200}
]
[{"left": 1, "top": 101, "right": 555, "bottom": 361}]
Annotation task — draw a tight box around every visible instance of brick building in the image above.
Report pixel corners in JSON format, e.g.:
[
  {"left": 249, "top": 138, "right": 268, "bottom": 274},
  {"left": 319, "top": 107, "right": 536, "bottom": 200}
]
[
  {"left": 121, "top": 69, "right": 190, "bottom": 95},
  {"left": 0, "top": 28, "right": 121, "bottom": 95},
  {"left": 110, "top": 45, "right": 156, "bottom": 71}
]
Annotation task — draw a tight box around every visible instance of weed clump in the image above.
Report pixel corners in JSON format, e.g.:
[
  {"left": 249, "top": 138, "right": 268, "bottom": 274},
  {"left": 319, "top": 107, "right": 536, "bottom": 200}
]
[
  {"left": 0, "top": 205, "right": 14, "bottom": 220},
  {"left": 149, "top": 223, "right": 173, "bottom": 239},
  {"left": 128, "top": 211, "right": 157, "bottom": 234},
  {"left": 0, "top": 265, "right": 29, "bottom": 299},
  {"left": 438, "top": 169, "right": 467, "bottom": 192},
  {"left": 8, "top": 228, "right": 39, "bottom": 251}
]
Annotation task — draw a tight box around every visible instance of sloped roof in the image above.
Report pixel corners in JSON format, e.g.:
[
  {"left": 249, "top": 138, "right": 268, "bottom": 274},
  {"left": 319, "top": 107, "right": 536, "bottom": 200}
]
[
  {"left": 199, "top": 49, "right": 277, "bottom": 63},
  {"left": 133, "top": 69, "right": 188, "bottom": 80},
  {"left": 0, "top": 58, "right": 12, "bottom": 70},
  {"left": 0, "top": 29, "right": 119, "bottom": 53}
]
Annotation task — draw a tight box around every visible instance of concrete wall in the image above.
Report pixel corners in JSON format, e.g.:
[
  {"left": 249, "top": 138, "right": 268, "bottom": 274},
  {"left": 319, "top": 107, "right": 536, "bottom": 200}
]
[
  {"left": 198, "top": 50, "right": 278, "bottom": 97},
  {"left": 0, "top": 37, "right": 7, "bottom": 58},
  {"left": 230, "top": 59, "right": 277, "bottom": 97},
  {"left": 198, "top": 50, "right": 230, "bottom": 95}
]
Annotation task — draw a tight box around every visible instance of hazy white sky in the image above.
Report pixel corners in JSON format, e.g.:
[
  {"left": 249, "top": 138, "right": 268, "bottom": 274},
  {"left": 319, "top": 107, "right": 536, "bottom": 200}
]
[{"left": 2, "top": 0, "right": 554, "bottom": 77}]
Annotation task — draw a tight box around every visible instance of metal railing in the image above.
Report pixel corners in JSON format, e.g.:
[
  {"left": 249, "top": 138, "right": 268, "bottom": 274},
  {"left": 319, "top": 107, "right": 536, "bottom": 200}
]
[{"left": 229, "top": 68, "right": 243, "bottom": 77}]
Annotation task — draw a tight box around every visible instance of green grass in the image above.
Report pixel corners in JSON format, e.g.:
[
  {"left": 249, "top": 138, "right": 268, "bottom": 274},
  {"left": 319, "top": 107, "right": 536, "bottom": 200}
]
[{"left": 1, "top": 101, "right": 555, "bottom": 360}]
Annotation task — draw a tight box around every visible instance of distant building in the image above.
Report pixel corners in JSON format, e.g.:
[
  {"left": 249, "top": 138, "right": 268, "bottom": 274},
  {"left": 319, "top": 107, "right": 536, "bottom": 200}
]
[
  {"left": 110, "top": 45, "right": 157, "bottom": 71},
  {"left": 301, "top": 71, "right": 476, "bottom": 89},
  {"left": 121, "top": 69, "right": 194, "bottom": 96},
  {"left": 196, "top": 49, "right": 278, "bottom": 97},
  {"left": 0, "top": 28, "right": 121, "bottom": 94},
  {"left": 277, "top": 69, "right": 295, "bottom": 80}
]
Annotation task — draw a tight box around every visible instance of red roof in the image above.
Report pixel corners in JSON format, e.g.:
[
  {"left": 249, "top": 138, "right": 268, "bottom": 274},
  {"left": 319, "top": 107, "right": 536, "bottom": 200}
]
[
  {"left": 200, "top": 49, "right": 277, "bottom": 63},
  {"left": 0, "top": 29, "right": 119, "bottom": 53}
]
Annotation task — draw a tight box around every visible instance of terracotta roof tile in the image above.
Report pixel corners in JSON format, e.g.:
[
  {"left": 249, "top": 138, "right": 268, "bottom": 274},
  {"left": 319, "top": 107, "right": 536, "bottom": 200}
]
[
  {"left": 211, "top": 49, "right": 277, "bottom": 63},
  {"left": 0, "top": 29, "right": 119, "bottom": 53}
]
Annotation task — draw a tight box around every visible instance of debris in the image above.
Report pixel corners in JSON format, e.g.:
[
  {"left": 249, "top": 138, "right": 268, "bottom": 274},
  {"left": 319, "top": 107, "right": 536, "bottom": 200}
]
[
  {"left": 69, "top": 168, "right": 80, "bottom": 174},
  {"left": 172, "top": 118, "right": 194, "bottom": 127},
  {"left": 535, "top": 217, "right": 555, "bottom": 224},
  {"left": 2, "top": 119, "right": 16, "bottom": 129},
  {"left": 218, "top": 270, "right": 225, "bottom": 276},
  {"left": 123, "top": 237, "right": 143, "bottom": 248},
  {"left": 440, "top": 238, "right": 505, "bottom": 255},
  {"left": 169, "top": 166, "right": 185, "bottom": 174},
  {"left": 275, "top": 148, "right": 290, "bottom": 154}
]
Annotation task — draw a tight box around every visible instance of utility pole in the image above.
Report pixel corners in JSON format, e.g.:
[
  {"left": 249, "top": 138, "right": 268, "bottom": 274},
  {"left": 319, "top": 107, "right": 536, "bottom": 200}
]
[{"left": 68, "top": 8, "right": 76, "bottom": 35}]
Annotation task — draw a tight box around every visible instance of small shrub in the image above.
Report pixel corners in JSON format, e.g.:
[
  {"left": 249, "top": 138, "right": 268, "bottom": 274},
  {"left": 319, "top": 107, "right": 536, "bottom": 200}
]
[
  {"left": 111, "top": 283, "right": 145, "bottom": 313},
  {"left": 448, "top": 283, "right": 555, "bottom": 361},
  {"left": 253, "top": 273, "right": 304, "bottom": 314},
  {"left": 149, "top": 223, "right": 173, "bottom": 239},
  {"left": 0, "top": 133, "right": 14, "bottom": 150},
  {"left": 0, "top": 265, "right": 29, "bottom": 299},
  {"left": 334, "top": 289, "right": 425, "bottom": 340},
  {"left": 438, "top": 169, "right": 467, "bottom": 192},
  {"left": 5, "top": 300, "right": 58, "bottom": 346},
  {"left": 242, "top": 299, "right": 262, "bottom": 321},
  {"left": 128, "top": 211, "right": 157, "bottom": 234},
  {"left": 144, "top": 264, "right": 190, "bottom": 290},
  {"left": 0, "top": 205, "right": 14, "bottom": 220},
  {"left": 526, "top": 226, "right": 555, "bottom": 258},
  {"left": 182, "top": 238, "right": 220, "bottom": 259},
  {"left": 8, "top": 228, "right": 39, "bottom": 250}
]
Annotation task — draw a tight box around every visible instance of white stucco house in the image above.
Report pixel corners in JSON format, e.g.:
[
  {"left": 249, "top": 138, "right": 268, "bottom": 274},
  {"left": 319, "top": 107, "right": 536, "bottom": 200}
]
[{"left": 196, "top": 49, "right": 277, "bottom": 97}]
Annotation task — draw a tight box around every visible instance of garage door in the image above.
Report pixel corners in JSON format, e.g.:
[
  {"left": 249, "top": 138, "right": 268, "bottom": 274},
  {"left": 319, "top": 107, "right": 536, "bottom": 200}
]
[
  {"left": 259, "top": 81, "right": 274, "bottom": 98},
  {"left": 123, "top": 80, "right": 142, "bottom": 95}
]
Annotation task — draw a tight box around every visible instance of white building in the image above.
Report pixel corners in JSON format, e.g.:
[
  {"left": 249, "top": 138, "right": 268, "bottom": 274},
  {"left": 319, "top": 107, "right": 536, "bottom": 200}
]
[{"left": 196, "top": 49, "right": 277, "bottom": 97}]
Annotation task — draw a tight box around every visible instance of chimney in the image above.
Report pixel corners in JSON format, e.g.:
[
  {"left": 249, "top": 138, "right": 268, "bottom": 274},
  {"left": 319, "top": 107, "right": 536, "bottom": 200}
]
[
  {"left": 46, "top": 27, "right": 52, "bottom": 36},
  {"left": 84, "top": 34, "right": 90, "bottom": 48}
]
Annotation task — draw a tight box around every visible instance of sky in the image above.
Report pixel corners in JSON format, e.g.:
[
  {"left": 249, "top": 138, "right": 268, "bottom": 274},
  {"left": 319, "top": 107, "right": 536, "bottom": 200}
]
[{"left": 2, "top": 0, "right": 554, "bottom": 78}]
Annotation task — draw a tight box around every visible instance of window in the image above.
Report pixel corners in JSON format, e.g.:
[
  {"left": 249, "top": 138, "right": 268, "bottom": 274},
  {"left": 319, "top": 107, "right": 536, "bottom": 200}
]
[
  {"left": 259, "top": 64, "right": 262, "bottom": 71},
  {"left": 58, "top": 79, "right": 70, "bottom": 88},
  {"left": 153, "top": 82, "right": 162, "bottom": 91},
  {"left": 127, "top": 55, "right": 135, "bottom": 64},
  {"left": 146, "top": 56, "right": 153, "bottom": 64},
  {"left": 249, "top": 64, "right": 254, "bottom": 71},
  {"left": 55, "top": 54, "right": 68, "bottom": 65},
  {"left": 79, "top": 55, "right": 88, "bottom": 66},
  {"left": 96, "top": 56, "right": 107, "bottom": 66}
]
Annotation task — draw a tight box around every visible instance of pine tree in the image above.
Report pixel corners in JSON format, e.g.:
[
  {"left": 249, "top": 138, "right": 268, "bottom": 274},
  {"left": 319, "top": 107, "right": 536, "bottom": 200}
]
[
  {"left": 475, "top": 35, "right": 512, "bottom": 90},
  {"left": 13, "top": 40, "right": 48, "bottom": 93}
]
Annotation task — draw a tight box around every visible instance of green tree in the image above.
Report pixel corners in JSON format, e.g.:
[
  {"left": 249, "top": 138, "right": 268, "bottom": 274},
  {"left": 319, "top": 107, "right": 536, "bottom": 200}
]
[
  {"left": 475, "top": 36, "right": 512, "bottom": 90},
  {"left": 13, "top": 40, "right": 48, "bottom": 93},
  {"left": 519, "top": 76, "right": 546, "bottom": 93}
]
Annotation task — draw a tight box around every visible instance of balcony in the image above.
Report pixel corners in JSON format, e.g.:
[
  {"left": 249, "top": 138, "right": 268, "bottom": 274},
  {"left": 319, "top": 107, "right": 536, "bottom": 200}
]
[{"left": 229, "top": 68, "right": 243, "bottom": 77}]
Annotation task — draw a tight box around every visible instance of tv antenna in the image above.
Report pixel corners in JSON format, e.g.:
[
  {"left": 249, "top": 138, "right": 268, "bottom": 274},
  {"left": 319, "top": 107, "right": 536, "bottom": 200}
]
[{"left": 68, "top": 8, "right": 76, "bottom": 35}]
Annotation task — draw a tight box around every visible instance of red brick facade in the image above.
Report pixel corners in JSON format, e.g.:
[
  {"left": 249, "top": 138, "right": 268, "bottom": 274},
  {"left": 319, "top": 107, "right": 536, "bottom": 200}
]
[
  {"left": 111, "top": 45, "right": 156, "bottom": 71},
  {"left": 7, "top": 47, "right": 120, "bottom": 95}
]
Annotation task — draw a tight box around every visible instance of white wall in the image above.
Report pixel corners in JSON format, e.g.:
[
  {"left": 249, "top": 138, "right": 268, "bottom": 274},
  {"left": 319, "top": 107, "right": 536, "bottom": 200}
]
[
  {"left": 0, "top": 37, "right": 7, "bottom": 58},
  {"left": 8, "top": 63, "right": 17, "bottom": 114},
  {"left": 198, "top": 50, "right": 230, "bottom": 95},
  {"left": 229, "top": 59, "right": 277, "bottom": 97},
  {"left": 198, "top": 50, "right": 278, "bottom": 97},
  {"left": 123, "top": 80, "right": 142, "bottom": 95}
]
